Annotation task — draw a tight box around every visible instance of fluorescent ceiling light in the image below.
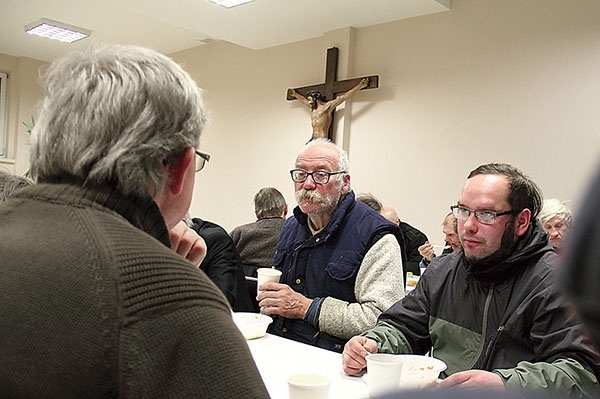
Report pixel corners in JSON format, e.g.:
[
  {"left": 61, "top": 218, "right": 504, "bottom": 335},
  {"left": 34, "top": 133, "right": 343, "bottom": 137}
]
[
  {"left": 25, "top": 18, "right": 90, "bottom": 43},
  {"left": 208, "top": 0, "right": 253, "bottom": 9}
]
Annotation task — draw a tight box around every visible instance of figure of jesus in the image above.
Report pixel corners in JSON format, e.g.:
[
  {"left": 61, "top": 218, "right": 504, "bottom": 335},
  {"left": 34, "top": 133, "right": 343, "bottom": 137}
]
[{"left": 288, "top": 77, "right": 369, "bottom": 139}]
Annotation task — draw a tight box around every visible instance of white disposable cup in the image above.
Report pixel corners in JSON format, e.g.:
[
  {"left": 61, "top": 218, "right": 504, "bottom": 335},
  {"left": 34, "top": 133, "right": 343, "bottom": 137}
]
[
  {"left": 256, "top": 268, "right": 282, "bottom": 295},
  {"left": 366, "top": 353, "right": 403, "bottom": 397},
  {"left": 287, "top": 373, "right": 330, "bottom": 399}
]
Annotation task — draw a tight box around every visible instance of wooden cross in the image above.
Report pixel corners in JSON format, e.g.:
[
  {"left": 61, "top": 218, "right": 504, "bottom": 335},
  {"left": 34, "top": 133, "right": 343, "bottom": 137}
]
[{"left": 286, "top": 47, "right": 379, "bottom": 140}]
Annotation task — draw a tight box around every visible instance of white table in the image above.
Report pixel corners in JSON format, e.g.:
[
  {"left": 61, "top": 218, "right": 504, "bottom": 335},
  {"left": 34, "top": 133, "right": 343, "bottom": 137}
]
[{"left": 247, "top": 333, "right": 369, "bottom": 399}]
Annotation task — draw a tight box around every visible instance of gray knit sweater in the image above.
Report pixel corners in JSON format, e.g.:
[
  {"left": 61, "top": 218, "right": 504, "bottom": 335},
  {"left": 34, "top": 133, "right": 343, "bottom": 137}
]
[{"left": 0, "top": 183, "right": 269, "bottom": 398}]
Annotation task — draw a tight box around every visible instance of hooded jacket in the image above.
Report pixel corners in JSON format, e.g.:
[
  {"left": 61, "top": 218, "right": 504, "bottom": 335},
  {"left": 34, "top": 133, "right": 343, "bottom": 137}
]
[{"left": 363, "top": 220, "right": 600, "bottom": 397}]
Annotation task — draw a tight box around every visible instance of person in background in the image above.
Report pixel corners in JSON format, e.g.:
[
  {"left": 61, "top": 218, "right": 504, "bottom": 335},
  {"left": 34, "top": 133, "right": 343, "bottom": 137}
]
[
  {"left": 189, "top": 214, "right": 255, "bottom": 312},
  {"left": 354, "top": 193, "right": 411, "bottom": 280},
  {"left": 356, "top": 192, "right": 383, "bottom": 212},
  {"left": 538, "top": 198, "right": 573, "bottom": 255},
  {"left": 418, "top": 212, "right": 462, "bottom": 269},
  {"left": 230, "top": 186, "right": 288, "bottom": 311},
  {"left": 0, "top": 44, "right": 268, "bottom": 398},
  {"left": 380, "top": 205, "right": 428, "bottom": 276},
  {"left": 0, "top": 169, "right": 33, "bottom": 202},
  {"left": 259, "top": 139, "right": 405, "bottom": 353},
  {"left": 342, "top": 163, "right": 600, "bottom": 396}
]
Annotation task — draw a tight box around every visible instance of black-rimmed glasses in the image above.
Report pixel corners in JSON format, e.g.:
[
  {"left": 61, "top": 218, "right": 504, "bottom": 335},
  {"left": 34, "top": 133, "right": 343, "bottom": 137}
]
[
  {"left": 450, "top": 205, "right": 514, "bottom": 225},
  {"left": 195, "top": 151, "right": 211, "bottom": 172},
  {"left": 290, "top": 169, "right": 346, "bottom": 185}
]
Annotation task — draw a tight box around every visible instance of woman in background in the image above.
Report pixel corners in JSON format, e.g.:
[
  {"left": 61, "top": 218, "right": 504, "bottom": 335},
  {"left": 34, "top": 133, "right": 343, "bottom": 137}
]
[{"left": 538, "top": 198, "right": 572, "bottom": 255}]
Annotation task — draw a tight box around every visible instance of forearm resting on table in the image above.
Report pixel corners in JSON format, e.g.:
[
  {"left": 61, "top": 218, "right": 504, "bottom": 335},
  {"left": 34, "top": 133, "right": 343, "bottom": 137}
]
[{"left": 495, "top": 358, "right": 600, "bottom": 397}]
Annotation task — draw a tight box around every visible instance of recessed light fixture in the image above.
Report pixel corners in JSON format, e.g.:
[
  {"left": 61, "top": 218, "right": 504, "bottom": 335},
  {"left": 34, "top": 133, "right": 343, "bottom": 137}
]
[
  {"left": 208, "top": 0, "right": 253, "bottom": 9},
  {"left": 25, "top": 18, "right": 91, "bottom": 43}
]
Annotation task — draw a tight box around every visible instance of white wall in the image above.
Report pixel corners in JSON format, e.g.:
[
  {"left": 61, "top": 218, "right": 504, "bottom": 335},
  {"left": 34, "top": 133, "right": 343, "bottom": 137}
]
[
  {"left": 3, "top": 0, "right": 600, "bottom": 241},
  {"left": 171, "top": 0, "right": 600, "bottom": 240}
]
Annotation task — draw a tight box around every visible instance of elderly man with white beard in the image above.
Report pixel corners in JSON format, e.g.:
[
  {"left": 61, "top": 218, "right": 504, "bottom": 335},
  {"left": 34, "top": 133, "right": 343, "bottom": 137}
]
[{"left": 257, "top": 138, "right": 405, "bottom": 353}]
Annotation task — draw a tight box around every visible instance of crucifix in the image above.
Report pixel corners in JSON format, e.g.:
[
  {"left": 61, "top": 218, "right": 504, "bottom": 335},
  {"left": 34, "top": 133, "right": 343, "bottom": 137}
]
[{"left": 286, "top": 47, "right": 379, "bottom": 141}]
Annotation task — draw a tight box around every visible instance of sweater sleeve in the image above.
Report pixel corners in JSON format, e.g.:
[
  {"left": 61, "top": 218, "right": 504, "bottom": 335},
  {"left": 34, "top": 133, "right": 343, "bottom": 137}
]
[
  {"left": 318, "top": 234, "right": 405, "bottom": 339},
  {"left": 120, "top": 305, "right": 270, "bottom": 398}
]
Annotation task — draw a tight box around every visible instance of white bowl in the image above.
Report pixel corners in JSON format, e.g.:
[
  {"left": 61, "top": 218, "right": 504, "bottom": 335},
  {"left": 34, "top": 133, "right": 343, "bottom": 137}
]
[
  {"left": 232, "top": 312, "right": 273, "bottom": 340},
  {"left": 397, "top": 354, "right": 447, "bottom": 390}
]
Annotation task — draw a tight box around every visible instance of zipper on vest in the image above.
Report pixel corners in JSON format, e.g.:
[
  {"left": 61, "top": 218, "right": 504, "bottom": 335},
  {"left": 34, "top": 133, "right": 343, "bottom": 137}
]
[{"left": 294, "top": 237, "right": 311, "bottom": 252}]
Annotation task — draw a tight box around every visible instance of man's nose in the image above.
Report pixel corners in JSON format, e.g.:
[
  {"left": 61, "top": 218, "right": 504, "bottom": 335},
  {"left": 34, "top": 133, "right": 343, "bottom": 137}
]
[
  {"left": 462, "top": 212, "right": 479, "bottom": 231},
  {"left": 302, "top": 175, "right": 318, "bottom": 189}
]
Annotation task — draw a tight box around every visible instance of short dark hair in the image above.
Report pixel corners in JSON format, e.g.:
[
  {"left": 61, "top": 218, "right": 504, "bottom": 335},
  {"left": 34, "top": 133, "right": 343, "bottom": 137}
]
[
  {"left": 254, "top": 187, "right": 286, "bottom": 219},
  {"left": 356, "top": 192, "right": 383, "bottom": 213},
  {"left": 468, "top": 163, "right": 543, "bottom": 217}
]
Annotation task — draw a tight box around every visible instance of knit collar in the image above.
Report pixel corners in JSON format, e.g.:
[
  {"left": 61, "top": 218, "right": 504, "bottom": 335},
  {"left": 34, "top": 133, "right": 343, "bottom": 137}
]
[{"left": 17, "top": 181, "right": 171, "bottom": 248}]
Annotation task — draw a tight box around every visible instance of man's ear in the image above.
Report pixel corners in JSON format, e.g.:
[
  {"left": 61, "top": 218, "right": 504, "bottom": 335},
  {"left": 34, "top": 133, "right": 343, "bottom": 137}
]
[
  {"left": 341, "top": 173, "right": 351, "bottom": 194},
  {"left": 514, "top": 208, "right": 532, "bottom": 237},
  {"left": 166, "top": 148, "right": 195, "bottom": 195}
]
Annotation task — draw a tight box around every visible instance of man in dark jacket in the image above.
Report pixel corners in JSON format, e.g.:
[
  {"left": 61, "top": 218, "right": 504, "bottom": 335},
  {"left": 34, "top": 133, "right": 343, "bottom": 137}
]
[
  {"left": 342, "top": 163, "right": 600, "bottom": 396},
  {"left": 190, "top": 217, "right": 254, "bottom": 312},
  {"left": 380, "top": 205, "right": 429, "bottom": 276},
  {"left": 258, "top": 139, "right": 405, "bottom": 353}
]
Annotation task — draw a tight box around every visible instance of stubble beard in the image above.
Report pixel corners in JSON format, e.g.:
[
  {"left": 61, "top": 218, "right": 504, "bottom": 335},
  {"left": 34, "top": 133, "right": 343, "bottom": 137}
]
[{"left": 464, "top": 219, "right": 518, "bottom": 269}]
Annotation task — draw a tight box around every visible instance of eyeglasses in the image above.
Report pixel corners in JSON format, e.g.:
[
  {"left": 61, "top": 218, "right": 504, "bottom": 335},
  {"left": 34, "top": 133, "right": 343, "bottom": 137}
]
[
  {"left": 450, "top": 205, "right": 514, "bottom": 225},
  {"left": 290, "top": 169, "right": 346, "bottom": 185},
  {"left": 195, "top": 151, "right": 211, "bottom": 172}
]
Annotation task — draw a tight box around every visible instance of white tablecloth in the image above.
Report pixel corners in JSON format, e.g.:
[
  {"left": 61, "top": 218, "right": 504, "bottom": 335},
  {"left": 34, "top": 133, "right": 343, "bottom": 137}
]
[{"left": 247, "top": 333, "right": 369, "bottom": 399}]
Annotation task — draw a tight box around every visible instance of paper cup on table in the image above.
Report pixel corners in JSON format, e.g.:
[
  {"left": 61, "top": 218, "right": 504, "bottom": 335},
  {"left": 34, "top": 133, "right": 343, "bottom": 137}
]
[
  {"left": 366, "top": 353, "right": 403, "bottom": 397},
  {"left": 256, "top": 268, "right": 282, "bottom": 295},
  {"left": 287, "top": 373, "right": 330, "bottom": 399}
]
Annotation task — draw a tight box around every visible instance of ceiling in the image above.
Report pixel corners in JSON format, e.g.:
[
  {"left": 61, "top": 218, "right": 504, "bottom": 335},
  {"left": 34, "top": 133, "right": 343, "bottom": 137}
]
[{"left": 0, "top": 0, "right": 451, "bottom": 63}]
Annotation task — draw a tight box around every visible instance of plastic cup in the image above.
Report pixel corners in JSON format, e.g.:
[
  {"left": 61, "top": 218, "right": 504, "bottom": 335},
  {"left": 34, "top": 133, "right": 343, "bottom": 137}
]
[
  {"left": 287, "top": 373, "right": 330, "bottom": 399},
  {"left": 256, "top": 268, "right": 282, "bottom": 295},
  {"left": 366, "top": 353, "right": 403, "bottom": 397}
]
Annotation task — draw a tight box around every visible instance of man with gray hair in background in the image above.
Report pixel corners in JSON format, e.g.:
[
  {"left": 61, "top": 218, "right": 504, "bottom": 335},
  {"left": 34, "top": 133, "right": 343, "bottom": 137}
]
[
  {"left": 231, "top": 187, "right": 288, "bottom": 311},
  {"left": 231, "top": 186, "right": 288, "bottom": 271},
  {"left": 0, "top": 44, "right": 267, "bottom": 398}
]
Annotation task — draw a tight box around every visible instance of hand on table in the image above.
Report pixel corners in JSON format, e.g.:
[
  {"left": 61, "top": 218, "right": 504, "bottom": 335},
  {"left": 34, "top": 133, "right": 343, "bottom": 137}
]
[
  {"left": 418, "top": 241, "right": 435, "bottom": 262},
  {"left": 257, "top": 282, "right": 312, "bottom": 319},
  {"left": 342, "top": 336, "right": 378, "bottom": 376},
  {"left": 169, "top": 220, "right": 207, "bottom": 267},
  {"left": 438, "top": 370, "right": 505, "bottom": 391}
]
